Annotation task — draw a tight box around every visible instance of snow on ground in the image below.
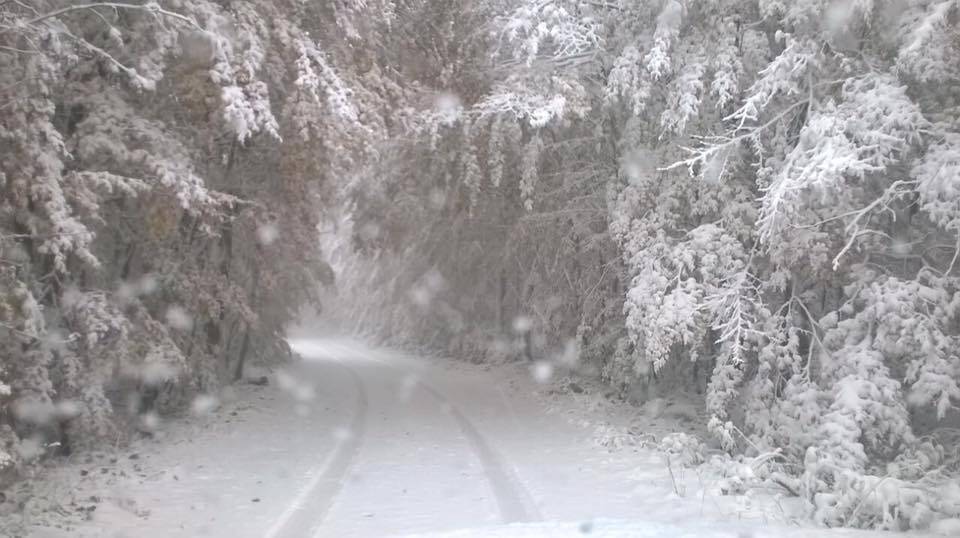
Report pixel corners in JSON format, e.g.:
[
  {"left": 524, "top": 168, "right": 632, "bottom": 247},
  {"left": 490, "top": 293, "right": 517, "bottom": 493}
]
[
  {"left": 7, "top": 337, "right": 955, "bottom": 537},
  {"left": 9, "top": 370, "right": 350, "bottom": 538}
]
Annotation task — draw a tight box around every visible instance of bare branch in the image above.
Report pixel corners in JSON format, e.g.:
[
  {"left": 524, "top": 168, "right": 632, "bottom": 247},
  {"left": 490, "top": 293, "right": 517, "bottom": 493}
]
[{"left": 3, "top": 1, "right": 200, "bottom": 34}]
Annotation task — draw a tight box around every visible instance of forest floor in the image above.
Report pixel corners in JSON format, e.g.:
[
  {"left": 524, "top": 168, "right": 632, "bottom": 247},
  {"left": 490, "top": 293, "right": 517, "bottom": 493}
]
[{"left": 7, "top": 337, "right": 955, "bottom": 537}]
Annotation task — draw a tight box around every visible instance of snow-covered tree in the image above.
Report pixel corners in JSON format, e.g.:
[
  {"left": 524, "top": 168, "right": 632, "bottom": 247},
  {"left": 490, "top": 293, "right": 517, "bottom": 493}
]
[
  {"left": 0, "top": 0, "right": 399, "bottom": 487},
  {"left": 332, "top": 0, "right": 960, "bottom": 530}
]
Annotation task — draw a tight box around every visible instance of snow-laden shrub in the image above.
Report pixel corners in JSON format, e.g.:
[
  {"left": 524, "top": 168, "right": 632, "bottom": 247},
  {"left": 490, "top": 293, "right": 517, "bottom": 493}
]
[
  {"left": 696, "top": 446, "right": 785, "bottom": 498},
  {"left": 807, "top": 470, "right": 958, "bottom": 530},
  {"left": 658, "top": 432, "right": 705, "bottom": 468},
  {"left": 797, "top": 441, "right": 960, "bottom": 531},
  {"left": 593, "top": 422, "right": 646, "bottom": 451}
]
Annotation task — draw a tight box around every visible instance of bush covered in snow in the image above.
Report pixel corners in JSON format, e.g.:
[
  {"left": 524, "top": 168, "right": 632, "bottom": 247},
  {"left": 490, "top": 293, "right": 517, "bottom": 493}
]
[{"left": 659, "top": 433, "right": 705, "bottom": 468}]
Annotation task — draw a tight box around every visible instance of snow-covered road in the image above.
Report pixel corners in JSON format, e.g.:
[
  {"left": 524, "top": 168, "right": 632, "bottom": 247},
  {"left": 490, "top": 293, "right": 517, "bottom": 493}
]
[
  {"left": 23, "top": 338, "right": 952, "bottom": 537},
  {"left": 268, "top": 339, "right": 540, "bottom": 537}
]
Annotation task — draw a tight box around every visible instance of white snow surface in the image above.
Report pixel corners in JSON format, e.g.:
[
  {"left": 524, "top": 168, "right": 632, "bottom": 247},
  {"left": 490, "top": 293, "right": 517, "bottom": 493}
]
[{"left": 16, "top": 338, "right": 952, "bottom": 537}]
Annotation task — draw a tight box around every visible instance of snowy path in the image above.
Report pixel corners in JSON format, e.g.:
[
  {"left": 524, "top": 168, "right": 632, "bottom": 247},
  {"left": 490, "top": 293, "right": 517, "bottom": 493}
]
[
  {"left": 274, "top": 340, "right": 541, "bottom": 537},
  {"left": 23, "top": 338, "right": 950, "bottom": 537},
  {"left": 263, "top": 359, "right": 369, "bottom": 538}
]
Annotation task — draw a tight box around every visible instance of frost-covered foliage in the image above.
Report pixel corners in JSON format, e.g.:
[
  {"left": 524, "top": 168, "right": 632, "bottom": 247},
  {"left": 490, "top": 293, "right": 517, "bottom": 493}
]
[
  {"left": 659, "top": 432, "right": 705, "bottom": 468},
  {"left": 330, "top": 0, "right": 960, "bottom": 531},
  {"left": 0, "top": 0, "right": 396, "bottom": 485}
]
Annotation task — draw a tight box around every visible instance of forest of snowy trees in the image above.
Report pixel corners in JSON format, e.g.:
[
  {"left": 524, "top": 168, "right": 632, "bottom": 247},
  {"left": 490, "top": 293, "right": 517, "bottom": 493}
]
[
  {"left": 2, "top": 0, "right": 960, "bottom": 532},
  {"left": 0, "top": 0, "right": 381, "bottom": 478}
]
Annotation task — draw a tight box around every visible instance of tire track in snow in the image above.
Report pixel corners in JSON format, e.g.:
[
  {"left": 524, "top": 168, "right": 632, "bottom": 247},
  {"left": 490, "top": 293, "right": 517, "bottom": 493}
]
[
  {"left": 418, "top": 383, "right": 543, "bottom": 524},
  {"left": 360, "top": 352, "right": 542, "bottom": 524},
  {"left": 263, "top": 359, "right": 368, "bottom": 538}
]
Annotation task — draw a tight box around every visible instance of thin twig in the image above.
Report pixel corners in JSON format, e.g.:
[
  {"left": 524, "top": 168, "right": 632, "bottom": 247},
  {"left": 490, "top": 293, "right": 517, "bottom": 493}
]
[{"left": 11, "top": 2, "right": 199, "bottom": 31}]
